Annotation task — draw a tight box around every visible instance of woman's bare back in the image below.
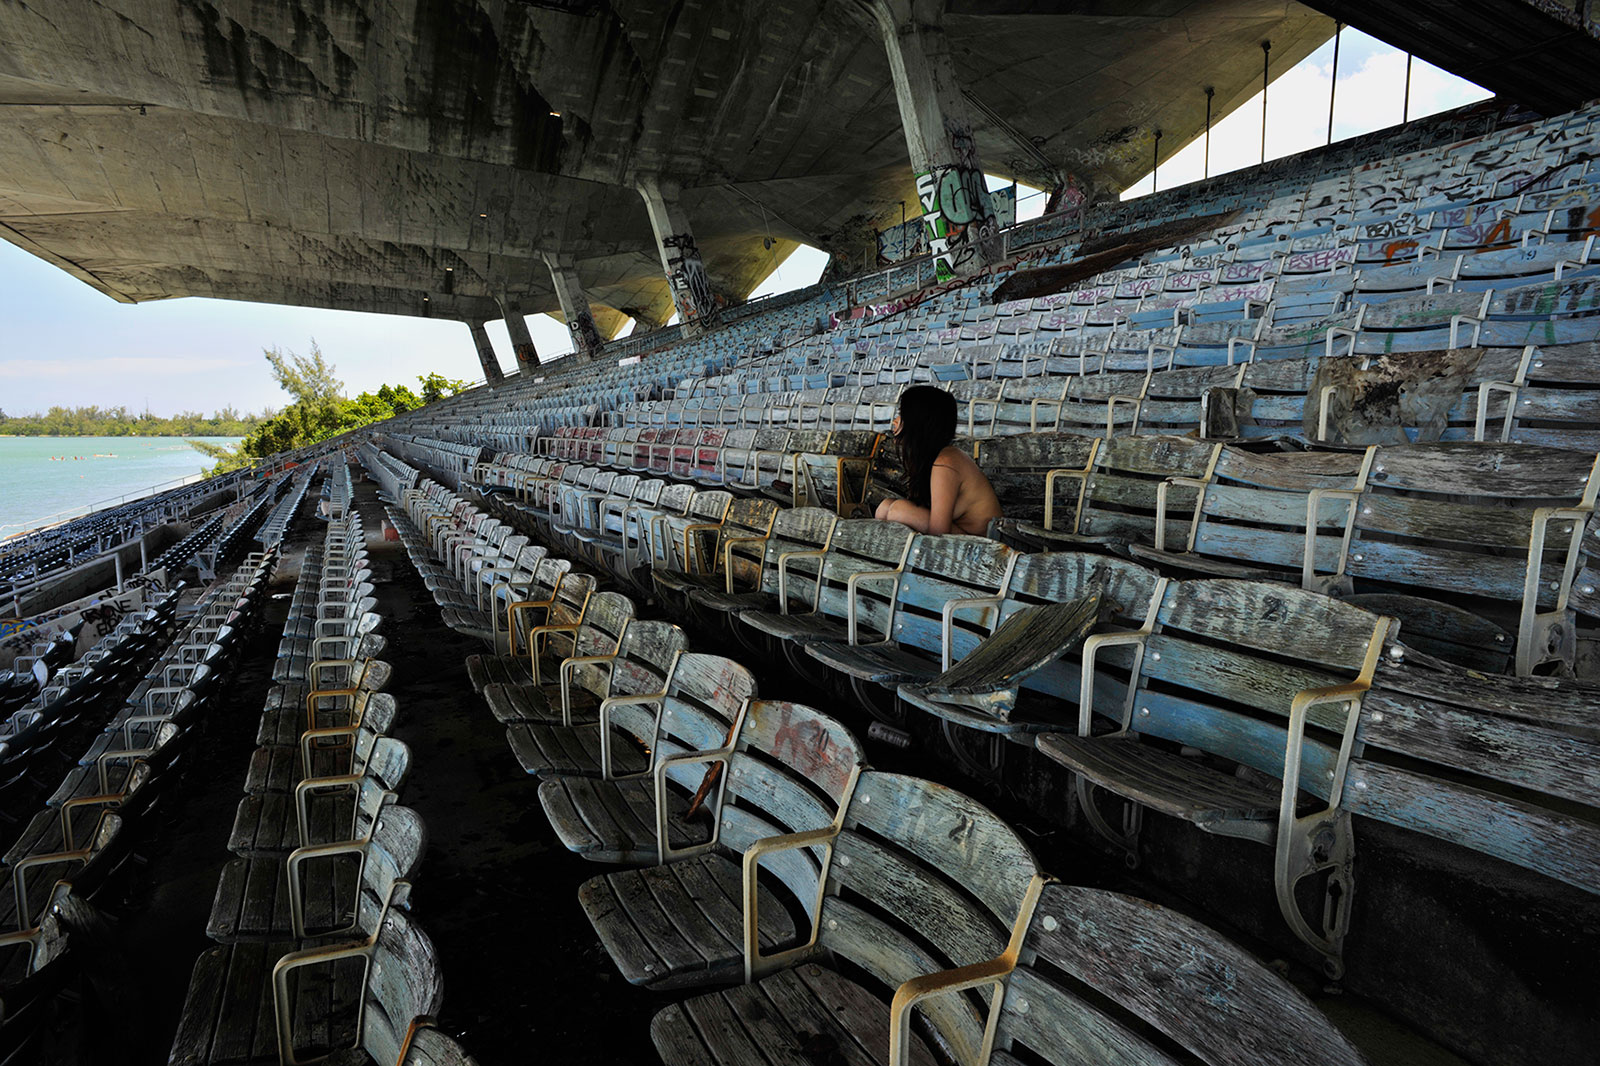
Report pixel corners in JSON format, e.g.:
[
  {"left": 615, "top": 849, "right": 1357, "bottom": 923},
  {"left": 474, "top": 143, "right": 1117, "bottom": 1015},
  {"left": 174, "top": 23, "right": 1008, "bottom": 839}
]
[{"left": 933, "top": 446, "right": 1004, "bottom": 535}]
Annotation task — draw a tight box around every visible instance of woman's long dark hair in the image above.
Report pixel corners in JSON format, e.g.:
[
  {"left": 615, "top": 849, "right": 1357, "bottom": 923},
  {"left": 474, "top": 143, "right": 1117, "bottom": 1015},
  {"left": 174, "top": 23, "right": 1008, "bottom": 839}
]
[{"left": 896, "top": 385, "right": 958, "bottom": 508}]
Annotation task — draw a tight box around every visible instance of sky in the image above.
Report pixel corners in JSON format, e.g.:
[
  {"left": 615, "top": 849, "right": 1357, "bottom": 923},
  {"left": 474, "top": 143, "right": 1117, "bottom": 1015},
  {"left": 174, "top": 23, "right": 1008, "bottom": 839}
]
[
  {"left": 1124, "top": 28, "right": 1492, "bottom": 197},
  {"left": 0, "top": 28, "right": 1489, "bottom": 418}
]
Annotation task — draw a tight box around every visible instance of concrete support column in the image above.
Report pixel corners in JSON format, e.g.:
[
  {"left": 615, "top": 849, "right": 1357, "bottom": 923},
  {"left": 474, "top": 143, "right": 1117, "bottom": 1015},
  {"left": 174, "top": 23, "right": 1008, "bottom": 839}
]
[
  {"left": 543, "top": 253, "right": 606, "bottom": 361},
  {"left": 467, "top": 320, "right": 505, "bottom": 387},
  {"left": 497, "top": 294, "right": 540, "bottom": 376},
  {"left": 637, "top": 175, "right": 719, "bottom": 337},
  {"left": 871, "top": 0, "right": 1001, "bottom": 280}
]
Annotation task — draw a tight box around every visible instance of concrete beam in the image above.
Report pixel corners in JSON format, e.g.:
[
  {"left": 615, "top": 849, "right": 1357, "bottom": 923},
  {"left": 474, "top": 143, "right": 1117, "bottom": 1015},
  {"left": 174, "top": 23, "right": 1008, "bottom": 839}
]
[
  {"left": 499, "top": 295, "right": 541, "bottom": 375},
  {"left": 871, "top": 0, "right": 1000, "bottom": 280},
  {"left": 467, "top": 320, "right": 506, "bottom": 387}
]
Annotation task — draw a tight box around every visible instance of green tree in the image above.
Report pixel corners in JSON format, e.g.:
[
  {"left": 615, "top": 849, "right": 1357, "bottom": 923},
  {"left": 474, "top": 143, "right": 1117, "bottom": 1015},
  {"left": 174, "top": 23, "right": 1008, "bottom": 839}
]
[
  {"left": 419, "top": 372, "right": 470, "bottom": 404},
  {"left": 190, "top": 345, "right": 466, "bottom": 475}
]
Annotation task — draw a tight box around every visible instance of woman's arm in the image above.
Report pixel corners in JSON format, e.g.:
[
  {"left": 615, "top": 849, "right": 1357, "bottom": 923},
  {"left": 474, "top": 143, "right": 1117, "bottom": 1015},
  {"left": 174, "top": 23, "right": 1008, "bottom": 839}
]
[{"left": 875, "top": 465, "right": 960, "bottom": 534}]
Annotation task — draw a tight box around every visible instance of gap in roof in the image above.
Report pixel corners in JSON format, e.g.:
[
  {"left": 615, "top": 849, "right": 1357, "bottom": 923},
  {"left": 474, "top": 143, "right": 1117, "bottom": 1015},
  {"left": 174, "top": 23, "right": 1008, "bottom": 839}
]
[{"left": 1123, "top": 29, "right": 1494, "bottom": 200}]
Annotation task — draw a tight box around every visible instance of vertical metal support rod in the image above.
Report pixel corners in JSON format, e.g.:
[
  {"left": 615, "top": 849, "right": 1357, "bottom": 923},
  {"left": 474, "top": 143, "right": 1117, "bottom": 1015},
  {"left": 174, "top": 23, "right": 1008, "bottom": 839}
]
[
  {"left": 1403, "top": 52, "right": 1413, "bottom": 123},
  {"left": 1204, "top": 86, "right": 1214, "bottom": 178},
  {"left": 114, "top": 551, "right": 124, "bottom": 593},
  {"left": 1327, "top": 22, "right": 1342, "bottom": 145},
  {"left": 1152, "top": 129, "right": 1162, "bottom": 193},
  {"left": 1261, "top": 40, "right": 1272, "bottom": 164}
]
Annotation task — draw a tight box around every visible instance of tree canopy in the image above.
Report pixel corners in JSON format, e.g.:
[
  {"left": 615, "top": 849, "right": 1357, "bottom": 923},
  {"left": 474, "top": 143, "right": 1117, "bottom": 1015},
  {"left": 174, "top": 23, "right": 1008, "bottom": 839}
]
[
  {"left": 0, "top": 405, "right": 262, "bottom": 437},
  {"left": 191, "top": 343, "right": 469, "bottom": 474}
]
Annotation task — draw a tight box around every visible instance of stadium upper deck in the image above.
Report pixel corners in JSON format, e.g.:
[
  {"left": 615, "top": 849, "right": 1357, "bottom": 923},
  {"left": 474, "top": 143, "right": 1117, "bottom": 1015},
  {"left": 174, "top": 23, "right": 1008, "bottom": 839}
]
[{"left": 5, "top": 5, "right": 1600, "bottom": 1065}]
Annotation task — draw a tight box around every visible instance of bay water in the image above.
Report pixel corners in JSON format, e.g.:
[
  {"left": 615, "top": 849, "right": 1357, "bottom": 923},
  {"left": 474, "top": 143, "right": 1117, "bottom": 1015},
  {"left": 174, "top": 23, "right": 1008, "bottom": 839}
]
[{"left": 0, "top": 436, "right": 241, "bottom": 538}]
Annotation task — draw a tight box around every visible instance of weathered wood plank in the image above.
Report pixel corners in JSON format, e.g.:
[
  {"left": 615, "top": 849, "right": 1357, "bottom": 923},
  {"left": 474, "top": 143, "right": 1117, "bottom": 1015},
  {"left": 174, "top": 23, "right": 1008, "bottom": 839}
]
[
  {"left": 1158, "top": 579, "right": 1383, "bottom": 671},
  {"left": 1343, "top": 760, "right": 1600, "bottom": 893},
  {"left": 1012, "top": 883, "right": 1369, "bottom": 1066}
]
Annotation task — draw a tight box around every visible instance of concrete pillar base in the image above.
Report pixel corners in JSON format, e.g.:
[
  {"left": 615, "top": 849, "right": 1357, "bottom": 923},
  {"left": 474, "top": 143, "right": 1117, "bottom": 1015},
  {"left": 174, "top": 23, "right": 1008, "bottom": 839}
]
[{"left": 543, "top": 253, "right": 606, "bottom": 361}]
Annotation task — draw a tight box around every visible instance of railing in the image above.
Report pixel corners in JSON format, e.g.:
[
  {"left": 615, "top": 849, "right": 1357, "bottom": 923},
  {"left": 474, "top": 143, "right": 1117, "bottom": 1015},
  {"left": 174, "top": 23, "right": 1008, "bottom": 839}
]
[{"left": 0, "top": 471, "right": 215, "bottom": 542}]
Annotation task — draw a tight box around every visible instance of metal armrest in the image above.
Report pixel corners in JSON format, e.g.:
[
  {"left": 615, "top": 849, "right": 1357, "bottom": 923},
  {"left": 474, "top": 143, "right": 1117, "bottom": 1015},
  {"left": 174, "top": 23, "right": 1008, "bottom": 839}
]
[
  {"left": 300, "top": 725, "right": 360, "bottom": 777},
  {"left": 1273, "top": 616, "right": 1389, "bottom": 968},
  {"left": 11, "top": 848, "right": 91, "bottom": 930},
  {"left": 597, "top": 688, "right": 672, "bottom": 781},
  {"left": 292, "top": 773, "right": 369, "bottom": 850},
  {"left": 272, "top": 936, "right": 378, "bottom": 1066},
  {"left": 940, "top": 595, "right": 1005, "bottom": 671},
  {"left": 1042, "top": 454, "right": 1097, "bottom": 534},
  {"left": 741, "top": 824, "right": 843, "bottom": 982},
  {"left": 284, "top": 838, "right": 366, "bottom": 939},
  {"left": 560, "top": 653, "right": 619, "bottom": 727},
  {"left": 678, "top": 522, "right": 724, "bottom": 574},
  {"left": 888, "top": 873, "right": 1048, "bottom": 1066},
  {"left": 1153, "top": 476, "right": 1210, "bottom": 552},
  {"left": 777, "top": 548, "right": 829, "bottom": 614},
  {"left": 720, "top": 535, "right": 770, "bottom": 593},
  {"left": 652, "top": 746, "right": 735, "bottom": 865},
  {"left": 845, "top": 568, "right": 904, "bottom": 645}
]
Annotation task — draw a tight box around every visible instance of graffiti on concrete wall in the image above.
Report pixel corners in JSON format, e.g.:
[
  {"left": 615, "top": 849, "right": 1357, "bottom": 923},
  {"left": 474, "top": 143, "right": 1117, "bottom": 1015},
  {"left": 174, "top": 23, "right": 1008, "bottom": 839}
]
[
  {"left": 916, "top": 124, "right": 1000, "bottom": 281},
  {"left": 570, "top": 308, "right": 606, "bottom": 357},
  {"left": 662, "top": 232, "right": 717, "bottom": 326},
  {"left": 879, "top": 185, "right": 1013, "bottom": 266},
  {"left": 916, "top": 163, "right": 994, "bottom": 279},
  {"left": 0, "top": 570, "right": 163, "bottom": 666}
]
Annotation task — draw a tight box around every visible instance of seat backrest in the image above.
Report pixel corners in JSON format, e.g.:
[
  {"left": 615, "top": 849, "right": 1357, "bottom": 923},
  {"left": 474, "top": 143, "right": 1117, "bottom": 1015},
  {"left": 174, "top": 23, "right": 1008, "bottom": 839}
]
[
  {"left": 741, "top": 507, "right": 839, "bottom": 597},
  {"left": 682, "top": 490, "right": 733, "bottom": 526},
  {"left": 401, "top": 1027, "right": 480, "bottom": 1065},
  {"left": 526, "top": 558, "right": 573, "bottom": 602},
  {"left": 1108, "top": 579, "right": 1387, "bottom": 780},
  {"left": 629, "top": 478, "right": 665, "bottom": 510},
  {"left": 711, "top": 700, "right": 864, "bottom": 901},
  {"left": 349, "top": 737, "right": 413, "bottom": 840},
  {"left": 818, "top": 772, "right": 1042, "bottom": 1066},
  {"left": 789, "top": 519, "right": 917, "bottom": 619},
  {"left": 350, "top": 804, "right": 427, "bottom": 942},
  {"left": 870, "top": 534, "right": 1018, "bottom": 652},
  {"left": 655, "top": 483, "right": 697, "bottom": 515},
  {"left": 356, "top": 909, "right": 447, "bottom": 1066},
  {"left": 996, "top": 883, "right": 1370, "bottom": 1066},
  {"left": 600, "top": 620, "right": 691, "bottom": 702},
  {"left": 1074, "top": 435, "right": 1220, "bottom": 544},
  {"left": 618, "top": 653, "right": 758, "bottom": 766}
]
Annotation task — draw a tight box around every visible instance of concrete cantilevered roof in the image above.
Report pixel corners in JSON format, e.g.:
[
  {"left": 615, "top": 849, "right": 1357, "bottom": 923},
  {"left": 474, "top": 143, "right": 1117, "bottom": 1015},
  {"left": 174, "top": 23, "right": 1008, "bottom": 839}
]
[{"left": 0, "top": 1, "right": 1342, "bottom": 328}]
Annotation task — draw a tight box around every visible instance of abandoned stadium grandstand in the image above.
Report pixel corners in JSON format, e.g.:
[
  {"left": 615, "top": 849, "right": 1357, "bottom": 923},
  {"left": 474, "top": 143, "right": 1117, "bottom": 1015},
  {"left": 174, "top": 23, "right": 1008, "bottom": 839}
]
[{"left": 2, "top": 2, "right": 1600, "bottom": 1064}]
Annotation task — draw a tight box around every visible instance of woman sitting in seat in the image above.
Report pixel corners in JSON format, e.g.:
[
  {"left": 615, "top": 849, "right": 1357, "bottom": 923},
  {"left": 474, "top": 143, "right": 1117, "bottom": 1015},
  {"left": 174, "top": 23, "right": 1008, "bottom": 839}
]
[{"left": 875, "top": 384, "right": 1004, "bottom": 536}]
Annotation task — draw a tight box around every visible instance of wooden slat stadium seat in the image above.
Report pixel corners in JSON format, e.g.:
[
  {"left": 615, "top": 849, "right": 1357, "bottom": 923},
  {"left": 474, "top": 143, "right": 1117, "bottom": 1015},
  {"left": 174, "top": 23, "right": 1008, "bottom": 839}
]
[{"left": 649, "top": 772, "right": 1044, "bottom": 1066}]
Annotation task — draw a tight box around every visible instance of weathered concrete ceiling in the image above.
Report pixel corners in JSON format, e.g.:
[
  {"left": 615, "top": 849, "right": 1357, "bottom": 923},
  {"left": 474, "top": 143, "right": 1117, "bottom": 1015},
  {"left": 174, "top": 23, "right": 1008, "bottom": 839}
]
[{"left": 0, "top": 1, "right": 1337, "bottom": 327}]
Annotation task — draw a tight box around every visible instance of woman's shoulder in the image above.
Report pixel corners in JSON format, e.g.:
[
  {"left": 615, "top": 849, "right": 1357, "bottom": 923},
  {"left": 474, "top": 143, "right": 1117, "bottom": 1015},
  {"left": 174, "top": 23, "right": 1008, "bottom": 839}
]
[{"left": 934, "top": 445, "right": 976, "bottom": 466}]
